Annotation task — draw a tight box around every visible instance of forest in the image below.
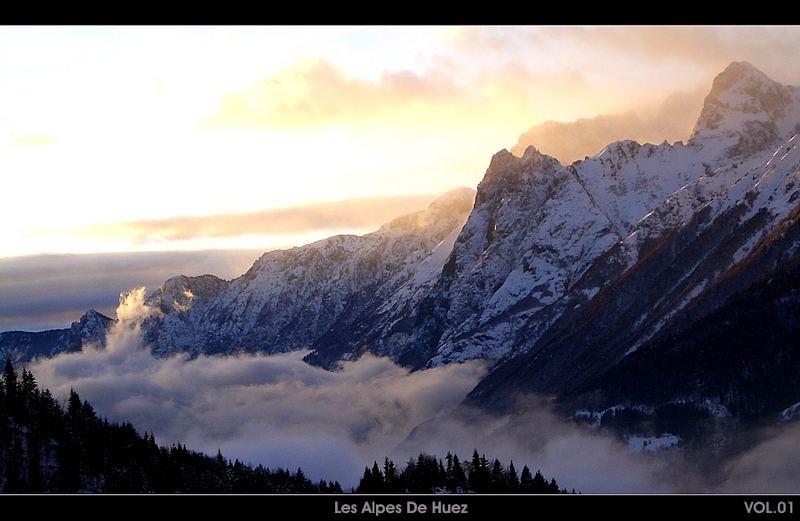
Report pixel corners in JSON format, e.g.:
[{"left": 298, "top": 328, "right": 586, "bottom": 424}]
[
  {"left": 1, "top": 360, "right": 568, "bottom": 494},
  {"left": 357, "top": 452, "right": 568, "bottom": 493}
]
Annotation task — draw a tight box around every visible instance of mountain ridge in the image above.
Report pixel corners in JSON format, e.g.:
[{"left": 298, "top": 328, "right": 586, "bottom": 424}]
[{"left": 3, "top": 62, "right": 800, "bottom": 429}]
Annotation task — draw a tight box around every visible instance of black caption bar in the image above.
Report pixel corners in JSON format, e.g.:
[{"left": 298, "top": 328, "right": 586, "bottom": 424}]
[{"left": 5, "top": 494, "right": 800, "bottom": 520}]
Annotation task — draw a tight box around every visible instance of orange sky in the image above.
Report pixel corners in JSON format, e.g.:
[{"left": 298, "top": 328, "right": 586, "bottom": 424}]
[{"left": 2, "top": 26, "right": 800, "bottom": 256}]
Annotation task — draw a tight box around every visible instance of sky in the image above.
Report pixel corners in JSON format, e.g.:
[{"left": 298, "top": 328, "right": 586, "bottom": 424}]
[{"left": 3, "top": 26, "right": 800, "bottom": 258}]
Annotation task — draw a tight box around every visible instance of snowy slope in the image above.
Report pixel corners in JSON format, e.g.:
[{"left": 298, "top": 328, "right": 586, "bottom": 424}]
[
  {"left": 469, "top": 62, "right": 800, "bottom": 411},
  {"left": 142, "top": 188, "right": 475, "bottom": 358}
]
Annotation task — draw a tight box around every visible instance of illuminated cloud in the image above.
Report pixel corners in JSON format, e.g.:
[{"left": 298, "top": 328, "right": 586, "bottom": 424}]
[
  {"left": 3, "top": 27, "right": 800, "bottom": 257},
  {"left": 205, "top": 59, "right": 544, "bottom": 130},
  {"left": 79, "top": 193, "right": 440, "bottom": 243},
  {"left": 7, "top": 133, "right": 56, "bottom": 146},
  {"left": 571, "top": 26, "right": 800, "bottom": 76}
]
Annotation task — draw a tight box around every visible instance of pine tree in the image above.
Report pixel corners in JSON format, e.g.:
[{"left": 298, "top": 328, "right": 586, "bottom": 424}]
[
  {"left": 532, "top": 469, "right": 547, "bottom": 493},
  {"left": 520, "top": 465, "right": 533, "bottom": 492},
  {"left": 3, "top": 359, "right": 18, "bottom": 409},
  {"left": 370, "top": 461, "right": 384, "bottom": 492},
  {"left": 468, "top": 450, "right": 491, "bottom": 492},
  {"left": 507, "top": 460, "right": 520, "bottom": 492},
  {"left": 490, "top": 459, "right": 504, "bottom": 492},
  {"left": 451, "top": 454, "right": 467, "bottom": 492},
  {"left": 384, "top": 457, "right": 398, "bottom": 492},
  {"left": 358, "top": 463, "right": 380, "bottom": 493},
  {"left": 293, "top": 468, "right": 308, "bottom": 492}
]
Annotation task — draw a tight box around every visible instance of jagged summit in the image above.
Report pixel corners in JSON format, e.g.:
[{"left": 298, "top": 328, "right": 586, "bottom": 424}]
[
  {"left": 691, "top": 61, "right": 800, "bottom": 156},
  {"left": 708, "top": 61, "right": 774, "bottom": 96},
  {"left": 476, "top": 146, "right": 561, "bottom": 205},
  {"left": 149, "top": 274, "right": 229, "bottom": 315}
]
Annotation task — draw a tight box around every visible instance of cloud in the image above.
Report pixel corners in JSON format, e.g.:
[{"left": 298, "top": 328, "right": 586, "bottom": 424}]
[
  {"left": 78, "top": 194, "right": 439, "bottom": 243},
  {"left": 396, "top": 404, "right": 674, "bottom": 493},
  {"left": 7, "top": 133, "right": 56, "bottom": 146},
  {"left": 30, "top": 289, "right": 489, "bottom": 486},
  {"left": 206, "top": 28, "right": 800, "bottom": 136},
  {"left": 0, "top": 250, "right": 260, "bottom": 331},
  {"left": 574, "top": 26, "right": 800, "bottom": 77},
  {"left": 511, "top": 86, "right": 707, "bottom": 163},
  {"left": 448, "top": 27, "right": 800, "bottom": 86},
  {"left": 27, "top": 287, "right": 800, "bottom": 493},
  {"left": 204, "top": 58, "right": 597, "bottom": 131},
  {"left": 718, "top": 424, "right": 800, "bottom": 493}
]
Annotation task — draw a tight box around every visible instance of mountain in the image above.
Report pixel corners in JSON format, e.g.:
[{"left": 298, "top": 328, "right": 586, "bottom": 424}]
[
  {"left": 510, "top": 89, "right": 705, "bottom": 163},
  {"left": 0, "top": 309, "right": 113, "bottom": 364},
  {"left": 5, "top": 62, "right": 800, "bottom": 428},
  {"left": 571, "top": 257, "right": 800, "bottom": 421},
  {"left": 469, "top": 62, "right": 800, "bottom": 419},
  {"left": 141, "top": 187, "right": 475, "bottom": 359}
]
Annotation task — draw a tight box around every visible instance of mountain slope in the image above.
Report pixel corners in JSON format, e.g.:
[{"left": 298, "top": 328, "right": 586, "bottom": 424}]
[
  {"left": 469, "top": 62, "right": 800, "bottom": 413},
  {"left": 569, "top": 257, "right": 800, "bottom": 421},
  {"left": 0, "top": 310, "right": 113, "bottom": 364},
  {"left": 142, "top": 188, "right": 475, "bottom": 358}
]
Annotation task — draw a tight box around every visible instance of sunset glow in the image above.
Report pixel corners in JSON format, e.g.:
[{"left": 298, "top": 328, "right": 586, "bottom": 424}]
[{"left": 3, "top": 26, "right": 800, "bottom": 256}]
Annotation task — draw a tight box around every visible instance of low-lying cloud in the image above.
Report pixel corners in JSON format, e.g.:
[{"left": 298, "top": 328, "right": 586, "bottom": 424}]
[
  {"left": 28, "top": 289, "right": 800, "bottom": 492},
  {"left": 31, "top": 289, "right": 487, "bottom": 486}
]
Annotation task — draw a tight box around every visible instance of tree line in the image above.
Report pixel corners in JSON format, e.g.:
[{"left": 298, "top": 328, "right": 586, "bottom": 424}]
[
  {"left": 1, "top": 359, "right": 572, "bottom": 494},
  {"left": 357, "top": 452, "right": 571, "bottom": 494},
  {"left": 0, "top": 360, "right": 341, "bottom": 493}
]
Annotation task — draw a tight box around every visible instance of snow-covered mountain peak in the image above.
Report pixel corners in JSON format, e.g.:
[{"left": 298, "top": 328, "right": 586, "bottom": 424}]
[
  {"left": 148, "top": 274, "right": 229, "bottom": 315},
  {"left": 476, "top": 146, "right": 561, "bottom": 204},
  {"left": 75, "top": 309, "right": 111, "bottom": 328},
  {"left": 70, "top": 309, "right": 114, "bottom": 346},
  {"left": 691, "top": 62, "right": 800, "bottom": 157}
]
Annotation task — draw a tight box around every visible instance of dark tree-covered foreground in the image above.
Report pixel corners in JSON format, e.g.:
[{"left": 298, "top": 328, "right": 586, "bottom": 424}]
[
  {"left": 1, "top": 360, "right": 571, "bottom": 494},
  {"left": 357, "top": 452, "right": 569, "bottom": 494},
  {"left": 0, "top": 360, "right": 341, "bottom": 493}
]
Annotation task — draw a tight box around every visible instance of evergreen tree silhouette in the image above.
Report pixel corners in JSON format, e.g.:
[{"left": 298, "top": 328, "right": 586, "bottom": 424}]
[
  {"left": 507, "top": 460, "right": 520, "bottom": 492},
  {"left": 520, "top": 465, "right": 534, "bottom": 492}
]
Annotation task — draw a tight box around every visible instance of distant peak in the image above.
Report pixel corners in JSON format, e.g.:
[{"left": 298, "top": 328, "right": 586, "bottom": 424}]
[
  {"left": 690, "top": 61, "right": 796, "bottom": 154},
  {"left": 721, "top": 60, "right": 763, "bottom": 77},
  {"left": 81, "top": 309, "right": 111, "bottom": 321},
  {"left": 424, "top": 187, "right": 475, "bottom": 217},
  {"left": 708, "top": 61, "right": 775, "bottom": 98},
  {"left": 521, "top": 144, "right": 543, "bottom": 160},
  {"left": 429, "top": 187, "right": 476, "bottom": 206},
  {"left": 487, "top": 146, "right": 557, "bottom": 173},
  {"left": 380, "top": 188, "right": 474, "bottom": 234},
  {"left": 73, "top": 309, "right": 113, "bottom": 332}
]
